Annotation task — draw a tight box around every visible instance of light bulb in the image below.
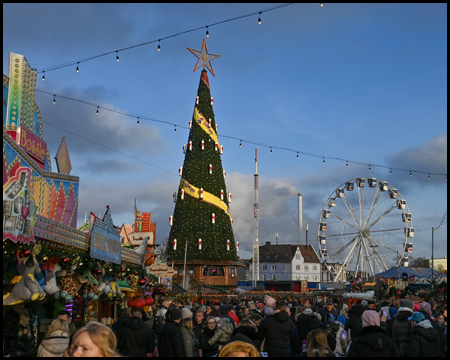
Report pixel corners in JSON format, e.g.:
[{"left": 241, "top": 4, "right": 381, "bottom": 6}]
[
  {"left": 297, "top": 152, "right": 299, "bottom": 159},
  {"left": 320, "top": 3, "right": 324, "bottom": 7},
  {"left": 346, "top": 161, "right": 348, "bottom": 168},
  {"left": 258, "top": 13, "right": 262, "bottom": 25},
  {"left": 174, "top": 126, "right": 177, "bottom": 133},
  {"left": 239, "top": 141, "right": 242, "bottom": 147},
  {"left": 206, "top": 27, "right": 209, "bottom": 38},
  {"left": 137, "top": 117, "right": 140, "bottom": 126},
  {"left": 390, "top": 168, "right": 392, "bottom": 175},
  {"left": 76, "top": 62, "right": 79, "bottom": 73},
  {"left": 270, "top": 147, "right": 272, "bottom": 154},
  {"left": 369, "top": 165, "right": 371, "bottom": 172},
  {"left": 323, "top": 157, "right": 325, "bottom": 164},
  {"left": 410, "top": 171, "right": 412, "bottom": 177},
  {"left": 42, "top": 71, "right": 45, "bottom": 81},
  {"left": 96, "top": 107, "right": 99, "bottom": 116},
  {"left": 116, "top": 51, "right": 120, "bottom": 62},
  {"left": 53, "top": 95, "right": 56, "bottom": 104},
  {"left": 428, "top": 174, "right": 430, "bottom": 180},
  {"left": 158, "top": 40, "right": 161, "bottom": 51}
]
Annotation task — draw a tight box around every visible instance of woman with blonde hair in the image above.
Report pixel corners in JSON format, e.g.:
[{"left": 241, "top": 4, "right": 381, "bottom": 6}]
[
  {"left": 71, "top": 322, "right": 118, "bottom": 357},
  {"left": 181, "top": 312, "right": 199, "bottom": 357},
  {"left": 37, "top": 318, "right": 70, "bottom": 357},
  {"left": 301, "top": 328, "right": 335, "bottom": 357}
]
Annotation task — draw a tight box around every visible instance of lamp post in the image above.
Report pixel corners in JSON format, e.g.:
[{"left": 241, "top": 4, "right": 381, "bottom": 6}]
[{"left": 183, "top": 239, "right": 188, "bottom": 290}]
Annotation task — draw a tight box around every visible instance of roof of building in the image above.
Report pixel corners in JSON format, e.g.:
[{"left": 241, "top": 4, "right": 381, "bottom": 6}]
[
  {"left": 248, "top": 244, "right": 320, "bottom": 264},
  {"left": 172, "top": 259, "right": 245, "bottom": 266}
]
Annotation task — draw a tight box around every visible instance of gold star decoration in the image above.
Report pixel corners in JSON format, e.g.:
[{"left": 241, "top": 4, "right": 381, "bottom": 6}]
[{"left": 187, "top": 38, "right": 221, "bottom": 77}]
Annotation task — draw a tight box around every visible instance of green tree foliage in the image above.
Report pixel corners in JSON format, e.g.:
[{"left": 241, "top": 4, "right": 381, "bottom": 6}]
[{"left": 167, "top": 70, "right": 237, "bottom": 262}]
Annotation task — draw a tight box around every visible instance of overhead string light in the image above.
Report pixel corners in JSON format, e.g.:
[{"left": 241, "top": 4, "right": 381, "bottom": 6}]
[
  {"left": 297, "top": 152, "right": 299, "bottom": 159},
  {"left": 42, "top": 71, "right": 45, "bottom": 82},
  {"left": 320, "top": 3, "right": 324, "bottom": 7},
  {"left": 258, "top": 12, "right": 262, "bottom": 25},
  {"left": 137, "top": 117, "right": 140, "bottom": 126},
  {"left": 410, "top": 170, "right": 412, "bottom": 177},
  {"left": 174, "top": 125, "right": 177, "bottom": 133},
  {"left": 96, "top": 106, "right": 99, "bottom": 116},
  {"left": 346, "top": 161, "right": 348, "bottom": 168},
  {"left": 116, "top": 51, "right": 119, "bottom": 62},
  {"left": 428, "top": 173, "right": 430, "bottom": 180},
  {"left": 53, "top": 95, "right": 56, "bottom": 104},
  {"left": 390, "top": 168, "right": 392, "bottom": 175},
  {"left": 76, "top": 62, "right": 79, "bottom": 73},
  {"left": 270, "top": 147, "right": 272, "bottom": 154},
  {"left": 323, "top": 157, "right": 325, "bottom": 164},
  {"left": 239, "top": 140, "right": 242, "bottom": 147},
  {"left": 158, "top": 40, "right": 161, "bottom": 52},
  {"left": 206, "top": 26, "right": 209, "bottom": 38},
  {"left": 369, "top": 165, "right": 371, "bottom": 172}
]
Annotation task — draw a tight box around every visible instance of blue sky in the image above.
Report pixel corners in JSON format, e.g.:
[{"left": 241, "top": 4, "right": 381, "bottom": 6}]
[{"left": 3, "top": 3, "right": 447, "bottom": 267}]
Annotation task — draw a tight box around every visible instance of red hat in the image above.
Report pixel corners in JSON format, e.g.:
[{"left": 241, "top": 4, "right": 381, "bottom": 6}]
[{"left": 257, "top": 303, "right": 264, "bottom": 308}]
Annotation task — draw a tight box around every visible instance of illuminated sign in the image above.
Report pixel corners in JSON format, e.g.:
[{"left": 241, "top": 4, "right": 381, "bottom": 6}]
[
  {"left": 17, "top": 126, "right": 47, "bottom": 167},
  {"left": 89, "top": 206, "right": 121, "bottom": 264}
]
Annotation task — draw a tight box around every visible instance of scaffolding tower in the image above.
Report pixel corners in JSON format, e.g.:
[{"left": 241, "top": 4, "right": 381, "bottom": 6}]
[{"left": 252, "top": 148, "right": 259, "bottom": 286}]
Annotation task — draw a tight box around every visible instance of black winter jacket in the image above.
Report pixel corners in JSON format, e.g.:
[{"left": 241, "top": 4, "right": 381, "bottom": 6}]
[
  {"left": 229, "top": 325, "right": 260, "bottom": 349},
  {"left": 346, "top": 313, "right": 363, "bottom": 340},
  {"left": 152, "top": 323, "right": 164, "bottom": 349},
  {"left": 158, "top": 320, "right": 185, "bottom": 357},
  {"left": 193, "top": 318, "right": 205, "bottom": 339},
  {"left": 296, "top": 311, "right": 312, "bottom": 343},
  {"left": 198, "top": 327, "right": 220, "bottom": 357},
  {"left": 392, "top": 309, "right": 412, "bottom": 355},
  {"left": 259, "top": 311, "right": 299, "bottom": 357},
  {"left": 347, "top": 325, "right": 399, "bottom": 357},
  {"left": 318, "top": 307, "right": 332, "bottom": 326},
  {"left": 403, "top": 320, "right": 445, "bottom": 357},
  {"left": 116, "top": 316, "right": 156, "bottom": 357}
]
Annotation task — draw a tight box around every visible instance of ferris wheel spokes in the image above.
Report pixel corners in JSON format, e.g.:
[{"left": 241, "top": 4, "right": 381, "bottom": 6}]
[
  {"left": 334, "top": 236, "right": 360, "bottom": 281},
  {"left": 367, "top": 236, "right": 397, "bottom": 253},
  {"left": 354, "top": 239, "right": 364, "bottom": 279},
  {"left": 330, "top": 213, "right": 358, "bottom": 231},
  {"left": 367, "top": 236, "right": 390, "bottom": 271},
  {"left": 363, "top": 187, "right": 382, "bottom": 228},
  {"left": 358, "top": 186, "right": 364, "bottom": 227},
  {"left": 361, "top": 237, "right": 375, "bottom": 276},
  {"left": 327, "top": 235, "right": 359, "bottom": 263},
  {"left": 341, "top": 193, "right": 361, "bottom": 228},
  {"left": 366, "top": 204, "right": 396, "bottom": 229}
]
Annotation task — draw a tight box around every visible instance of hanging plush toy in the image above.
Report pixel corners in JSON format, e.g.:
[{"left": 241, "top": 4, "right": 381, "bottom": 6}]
[
  {"left": 107, "top": 275, "right": 124, "bottom": 298},
  {"left": 3, "top": 255, "right": 46, "bottom": 306}
]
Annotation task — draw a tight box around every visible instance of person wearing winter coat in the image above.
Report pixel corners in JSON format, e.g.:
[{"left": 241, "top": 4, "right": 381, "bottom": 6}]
[
  {"left": 297, "top": 303, "right": 313, "bottom": 343},
  {"left": 37, "top": 319, "right": 70, "bottom": 357},
  {"left": 259, "top": 299, "right": 301, "bottom": 357},
  {"left": 318, "top": 302, "right": 333, "bottom": 327},
  {"left": 158, "top": 308, "right": 185, "bottom": 357},
  {"left": 181, "top": 316, "right": 199, "bottom": 357},
  {"left": 345, "top": 304, "right": 365, "bottom": 340},
  {"left": 115, "top": 307, "right": 156, "bottom": 357},
  {"left": 392, "top": 298, "right": 413, "bottom": 356},
  {"left": 199, "top": 317, "right": 221, "bottom": 357},
  {"left": 3, "top": 303, "right": 36, "bottom": 357},
  {"left": 403, "top": 311, "right": 445, "bottom": 357},
  {"left": 347, "top": 310, "right": 399, "bottom": 357},
  {"left": 208, "top": 317, "right": 234, "bottom": 347}
]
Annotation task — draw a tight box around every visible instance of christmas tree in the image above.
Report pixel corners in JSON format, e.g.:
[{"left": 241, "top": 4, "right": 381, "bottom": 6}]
[{"left": 167, "top": 40, "right": 237, "bottom": 263}]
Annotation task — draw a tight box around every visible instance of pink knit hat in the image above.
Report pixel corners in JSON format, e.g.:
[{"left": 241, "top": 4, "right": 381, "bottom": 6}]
[
  {"left": 362, "top": 310, "right": 380, "bottom": 327},
  {"left": 265, "top": 295, "right": 276, "bottom": 308},
  {"left": 413, "top": 303, "right": 420, "bottom": 312}
]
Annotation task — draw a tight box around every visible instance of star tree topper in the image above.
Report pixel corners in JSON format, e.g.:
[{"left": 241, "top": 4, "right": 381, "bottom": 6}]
[{"left": 187, "top": 38, "right": 221, "bottom": 77}]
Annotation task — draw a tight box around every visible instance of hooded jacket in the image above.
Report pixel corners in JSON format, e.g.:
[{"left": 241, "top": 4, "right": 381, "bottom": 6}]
[
  {"left": 392, "top": 307, "right": 412, "bottom": 355},
  {"left": 403, "top": 319, "right": 444, "bottom": 357},
  {"left": 37, "top": 330, "right": 70, "bottom": 357},
  {"left": 181, "top": 326, "right": 198, "bottom": 357},
  {"left": 228, "top": 325, "right": 260, "bottom": 350},
  {"left": 347, "top": 325, "right": 399, "bottom": 357},
  {"left": 208, "top": 321, "right": 234, "bottom": 345},
  {"left": 159, "top": 320, "right": 185, "bottom": 357},
  {"left": 296, "top": 309, "right": 313, "bottom": 343},
  {"left": 116, "top": 316, "right": 156, "bottom": 357},
  {"left": 259, "top": 310, "right": 299, "bottom": 357}
]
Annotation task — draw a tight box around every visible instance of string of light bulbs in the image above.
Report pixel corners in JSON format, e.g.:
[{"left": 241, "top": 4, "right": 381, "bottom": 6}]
[
  {"left": 434, "top": 211, "right": 447, "bottom": 230},
  {"left": 38, "top": 3, "right": 297, "bottom": 76},
  {"left": 36, "top": 89, "right": 447, "bottom": 179}
]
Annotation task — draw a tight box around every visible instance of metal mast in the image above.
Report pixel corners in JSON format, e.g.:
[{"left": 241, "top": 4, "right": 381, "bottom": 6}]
[{"left": 252, "top": 148, "right": 260, "bottom": 286}]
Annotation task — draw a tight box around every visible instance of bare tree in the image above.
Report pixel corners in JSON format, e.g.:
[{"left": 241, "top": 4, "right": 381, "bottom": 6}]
[{"left": 409, "top": 256, "right": 429, "bottom": 268}]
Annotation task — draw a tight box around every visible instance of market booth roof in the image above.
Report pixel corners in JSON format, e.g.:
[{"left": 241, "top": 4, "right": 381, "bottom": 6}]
[{"left": 374, "top": 267, "right": 438, "bottom": 279}]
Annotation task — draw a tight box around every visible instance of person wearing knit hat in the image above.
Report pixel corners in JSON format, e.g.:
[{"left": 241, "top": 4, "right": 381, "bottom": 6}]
[
  {"left": 393, "top": 299, "right": 414, "bottom": 356},
  {"left": 413, "top": 303, "right": 420, "bottom": 312},
  {"left": 347, "top": 310, "right": 399, "bottom": 357},
  {"left": 158, "top": 308, "right": 184, "bottom": 357},
  {"left": 181, "top": 307, "right": 193, "bottom": 320}
]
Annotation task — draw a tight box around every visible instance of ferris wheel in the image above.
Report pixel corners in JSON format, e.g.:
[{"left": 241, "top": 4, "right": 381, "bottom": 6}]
[{"left": 318, "top": 178, "right": 414, "bottom": 282}]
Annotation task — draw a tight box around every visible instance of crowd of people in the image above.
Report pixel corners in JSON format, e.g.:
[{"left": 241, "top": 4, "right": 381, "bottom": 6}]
[{"left": 3, "top": 296, "right": 447, "bottom": 357}]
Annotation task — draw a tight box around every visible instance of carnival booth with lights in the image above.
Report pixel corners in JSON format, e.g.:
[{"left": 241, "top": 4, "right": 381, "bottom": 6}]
[{"left": 3, "top": 53, "right": 165, "bottom": 347}]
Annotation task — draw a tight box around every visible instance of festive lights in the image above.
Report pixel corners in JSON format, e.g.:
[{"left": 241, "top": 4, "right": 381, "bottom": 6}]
[
  {"left": 116, "top": 51, "right": 119, "bottom": 62},
  {"left": 76, "top": 62, "right": 79, "bottom": 73},
  {"left": 42, "top": 71, "right": 45, "bottom": 81},
  {"left": 137, "top": 117, "right": 139, "bottom": 126},
  {"left": 158, "top": 40, "right": 161, "bottom": 51},
  {"left": 206, "top": 26, "right": 210, "bottom": 38},
  {"left": 258, "top": 12, "right": 262, "bottom": 24},
  {"left": 96, "top": 106, "right": 99, "bottom": 116}
]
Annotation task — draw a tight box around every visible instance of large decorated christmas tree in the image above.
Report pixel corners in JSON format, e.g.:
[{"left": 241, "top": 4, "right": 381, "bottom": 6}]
[{"left": 167, "top": 39, "right": 238, "bottom": 280}]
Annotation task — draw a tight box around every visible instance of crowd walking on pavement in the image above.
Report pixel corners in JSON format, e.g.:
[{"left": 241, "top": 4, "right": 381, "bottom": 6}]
[{"left": 3, "top": 294, "right": 447, "bottom": 357}]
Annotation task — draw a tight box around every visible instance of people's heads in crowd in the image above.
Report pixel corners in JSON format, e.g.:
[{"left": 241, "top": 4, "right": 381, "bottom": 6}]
[
  {"left": 304, "top": 303, "right": 312, "bottom": 310},
  {"left": 399, "top": 299, "right": 413, "bottom": 310},
  {"left": 181, "top": 307, "right": 193, "bottom": 320},
  {"left": 157, "top": 316, "right": 166, "bottom": 325},
  {"left": 161, "top": 300, "right": 169, "bottom": 308},
  {"left": 430, "top": 300, "right": 437, "bottom": 309},
  {"left": 72, "top": 322, "right": 117, "bottom": 357},
  {"left": 195, "top": 309, "right": 205, "bottom": 323},
  {"left": 436, "top": 313, "right": 445, "bottom": 325},
  {"left": 205, "top": 316, "right": 217, "bottom": 329},
  {"left": 238, "top": 318, "right": 258, "bottom": 330},
  {"left": 360, "top": 300, "right": 368, "bottom": 307},
  {"left": 408, "top": 311, "right": 425, "bottom": 327},
  {"left": 326, "top": 302, "right": 333, "bottom": 312},
  {"left": 275, "top": 299, "right": 287, "bottom": 311},
  {"left": 168, "top": 308, "right": 182, "bottom": 323},
  {"left": 181, "top": 316, "right": 194, "bottom": 331},
  {"left": 306, "top": 329, "right": 332, "bottom": 357},
  {"left": 362, "top": 310, "right": 380, "bottom": 327},
  {"left": 45, "top": 318, "right": 69, "bottom": 338},
  {"left": 131, "top": 307, "right": 142, "bottom": 318},
  {"left": 218, "top": 340, "right": 260, "bottom": 357},
  {"left": 243, "top": 307, "right": 250, "bottom": 316},
  {"left": 367, "top": 300, "right": 376, "bottom": 310},
  {"left": 246, "top": 313, "right": 262, "bottom": 326},
  {"left": 420, "top": 302, "right": 432, "bottom": 316},
  {"left": 248, "top": 301, "right": 255, "bottom": 310},
  {"left": 349, "top": 304, "right": 365, "bottom": 318},
  {"left": 413, "top": 303, "right": 421, "bottom": 312},
  {"left": 296, "top": 306, "right": 303, "bottom": 315},
  {"left": 57, "top": 310, "right": 72, "bottom": 325}
]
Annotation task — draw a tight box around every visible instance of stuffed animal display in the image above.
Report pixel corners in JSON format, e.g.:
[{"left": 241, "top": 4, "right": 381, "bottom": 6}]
[{"left": 3, "top": 256, "right": 46, "bottom": 306}]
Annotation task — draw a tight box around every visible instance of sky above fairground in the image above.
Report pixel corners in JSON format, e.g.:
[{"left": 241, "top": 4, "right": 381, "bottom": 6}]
[{"left": 3, "top": 3, "right": 447, "bottom": 268}]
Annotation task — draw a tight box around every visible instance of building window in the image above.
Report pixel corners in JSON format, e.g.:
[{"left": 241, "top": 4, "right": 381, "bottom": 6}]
[
  {"left": 202, "top": 266, "right": 225, "bottom": 276},
  {"left": 272, "top": 274, "right": 276, "bottom": 280},
  {"left": 229, "top": 266, "right": 236, "bottom": 277},
  {"left": 272, "top": 265, "right": 276, "bottom": 270},
  {"left": 296, "top": 265, "right": 300, "bottom": 270},
  {"left": 296, "top": 275, "right": 300, "bottom": 280},
  {"left": 188, "top": 268, "right": 195, "bottom": 276},
  {"left": 305, "top": 265, "right": 309, "bottom": 271},
  {"left": 313, "top": 265, "right": 317, "bottom": 271},
  {"left": 296, "top": 254, "right": 301, "bottom": 260},
  {"left": 263, "top": 275, "right": 266, "bottom": 281},
  {"left": 313, "top": 275, "right": 317, "bottom": 281},
  {"left": 262, "top": 265, "right": 267, "bottom": 270},
  {"left": 305, "top": 275, "right": 308, "bottom": 281}
]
